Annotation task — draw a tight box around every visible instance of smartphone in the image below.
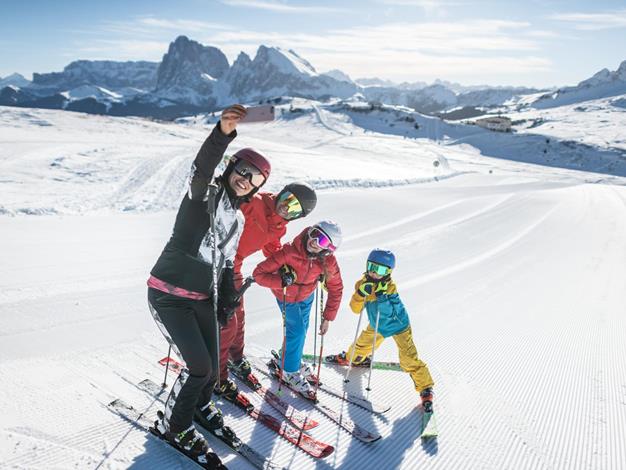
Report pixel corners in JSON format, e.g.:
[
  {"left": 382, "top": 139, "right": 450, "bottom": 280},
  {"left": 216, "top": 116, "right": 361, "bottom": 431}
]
[{"left": 240, "top": 104, "right": 275, "bottom": 123}]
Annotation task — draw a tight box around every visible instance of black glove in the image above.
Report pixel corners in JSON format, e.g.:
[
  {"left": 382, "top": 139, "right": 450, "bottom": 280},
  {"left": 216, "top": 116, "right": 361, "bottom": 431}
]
[
  {"left": 217, "top": 268, "right": 241, "bottom": 326},
  {"left": 217, "top": 297, "right": 240, "bottom": 327},
  {"left": 280, "top": 265, "right": 296, "bottom": 287}
]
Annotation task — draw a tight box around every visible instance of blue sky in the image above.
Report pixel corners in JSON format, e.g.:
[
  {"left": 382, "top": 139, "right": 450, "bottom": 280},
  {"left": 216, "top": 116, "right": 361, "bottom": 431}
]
[{"left": 1, "top": 0, "right": 626, "bottom": 87}]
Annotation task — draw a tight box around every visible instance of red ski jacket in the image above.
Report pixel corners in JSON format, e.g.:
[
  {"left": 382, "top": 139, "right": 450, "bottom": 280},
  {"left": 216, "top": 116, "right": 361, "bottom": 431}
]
[
  {"left": 253, "top": 229, "right": 344, "bottom": 321},
  {"left": 234, "top": 193, "right": 288, "bottom": 275}
]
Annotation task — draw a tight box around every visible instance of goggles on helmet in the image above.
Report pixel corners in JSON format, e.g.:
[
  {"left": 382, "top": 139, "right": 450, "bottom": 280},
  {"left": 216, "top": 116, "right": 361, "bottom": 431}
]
[
  {"left": 277, "top": 191, "right": 303, "bottom": 219},
  {"left": 234, "top": 160, "right": 266, "bottom": 188},
  {"left": 366, "top": 260, "right": 392, "bottom": 276},
  {"left": 309, "top": 227, "right": 337, "bottom": 252}
]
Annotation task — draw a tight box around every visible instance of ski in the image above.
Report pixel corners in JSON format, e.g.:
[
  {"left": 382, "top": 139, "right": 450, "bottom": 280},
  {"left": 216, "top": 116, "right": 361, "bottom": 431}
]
[
  {"left": 271, "top": 350, "right": 391, "bottom": 415},
  {"left": 249, "top": 356, "right": 381, "bottom": 443},
  {"left": 138, "top": 378, "right": 282, "bottom": 470},
  {"left": 160, "top": 356, "right": 318, "bottom": 431},
  {"left": 221, "top": 389, "right": 334, "bottom": 458},
  {"left": 420, "top": 410, "right": 438, "bottom": 439},
  {"left": 107, "top": 398, "right": 226, "bottom": 470},
  {"left": 227, "top": 363, "right": 320, "bottom": 431},
  {"left": 302, "top": 353, "right": 403, "bottom": 372}
]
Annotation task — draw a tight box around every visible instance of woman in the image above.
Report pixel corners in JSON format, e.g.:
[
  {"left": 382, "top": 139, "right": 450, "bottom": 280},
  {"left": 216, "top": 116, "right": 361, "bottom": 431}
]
[{"left": 147, "top": 104, "right": 271, "bottom": 466}]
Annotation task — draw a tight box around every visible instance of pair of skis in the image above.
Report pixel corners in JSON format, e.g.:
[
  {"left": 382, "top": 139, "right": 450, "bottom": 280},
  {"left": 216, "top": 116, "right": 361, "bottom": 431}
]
[
  {"left": 248, "top": 356, "right": 381, "bottom": 443},
  {"left": 158, "top": 356, "right": 333, "bottom": 459},
  {"left": 269, "top": 350, "right": 391, "bottom": 415},
  {"left": 108, "top": 379, "right": 275, "bottom": 470},
  {"left": 301, "top": 353, "right": 403, "bottom": 372}
]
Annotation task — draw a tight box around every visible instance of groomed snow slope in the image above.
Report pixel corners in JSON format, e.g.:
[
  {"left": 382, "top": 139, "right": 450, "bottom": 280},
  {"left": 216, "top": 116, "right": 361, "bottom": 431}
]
[{"left": 1, "top": 106, "right": 626, "bottom": 469}]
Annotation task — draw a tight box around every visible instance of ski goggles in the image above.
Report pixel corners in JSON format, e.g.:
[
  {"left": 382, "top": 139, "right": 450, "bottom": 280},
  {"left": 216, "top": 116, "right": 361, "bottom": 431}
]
[
  {"left": 309, "top": 227, "right": 337, "bottom": 252},
  {"left": 277, "top": 191, "right": 303, "bottom": 219},
  {"left": 234, "top": 160, "right": 266, "bottom": 188},
  {"left": 366, "top": 261, "right": 392, "bottom": 276}
]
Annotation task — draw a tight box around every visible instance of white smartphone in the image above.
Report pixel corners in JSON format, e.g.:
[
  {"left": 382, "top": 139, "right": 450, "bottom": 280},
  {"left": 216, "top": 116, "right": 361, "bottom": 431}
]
[{"left": 240, "top": 104, "right": 275, "bottom": 123}]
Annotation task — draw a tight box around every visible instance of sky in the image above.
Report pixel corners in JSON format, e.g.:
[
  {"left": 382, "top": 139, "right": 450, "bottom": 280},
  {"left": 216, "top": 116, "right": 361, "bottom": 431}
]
[{"left": 1, "top": 0, "right": 626, "bottom": 88}]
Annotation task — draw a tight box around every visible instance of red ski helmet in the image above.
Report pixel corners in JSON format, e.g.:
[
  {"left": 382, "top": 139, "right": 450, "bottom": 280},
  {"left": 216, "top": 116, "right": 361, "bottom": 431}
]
[{"left": 232, "top": 148, "right": 271, "bottom": 181}]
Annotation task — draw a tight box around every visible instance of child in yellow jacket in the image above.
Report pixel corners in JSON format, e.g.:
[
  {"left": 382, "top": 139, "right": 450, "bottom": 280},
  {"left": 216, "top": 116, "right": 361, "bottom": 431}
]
[{"left": 328, "top": 249, "right": 434, "bottom": 411}]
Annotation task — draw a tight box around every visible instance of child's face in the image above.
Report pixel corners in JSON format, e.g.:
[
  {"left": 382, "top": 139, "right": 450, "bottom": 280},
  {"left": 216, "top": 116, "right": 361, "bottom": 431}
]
[{"left": 367, "top": 270, "right": 384, "bottom": 280}]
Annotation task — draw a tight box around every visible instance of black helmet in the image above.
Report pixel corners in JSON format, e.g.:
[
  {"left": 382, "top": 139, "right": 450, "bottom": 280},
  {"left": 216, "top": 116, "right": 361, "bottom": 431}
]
[{"left": 277, "top": 182, "right": 317, "bottom": 217}]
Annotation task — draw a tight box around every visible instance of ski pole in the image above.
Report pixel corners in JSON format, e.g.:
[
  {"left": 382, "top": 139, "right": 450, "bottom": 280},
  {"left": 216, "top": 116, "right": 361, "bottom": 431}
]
[
  {"left": 278, "top": 286, "right": 288, "bottom": 394},
  {"left": 314, "top": 331, "right": 324, "bottom": 397},
  {"left": 313, "top": 282, "right": 319, "bottom": 370},
  {"left": 162, "top": 344, "right": 172, "bottom": 388},
  {"left": 314, "top": 287, "right": 325, "bottom": 394},
  {"left": 365, "top": 308, "right": 382, "bottom": 392},
  {"left": 207, "top": 183, "right": 221, "bottom": 389},
  {"left": 235, "top": 276, "right": 255, "bottom": 302},
  {"left": 343, "top": 308, "right": 365, "bottom": 384}
]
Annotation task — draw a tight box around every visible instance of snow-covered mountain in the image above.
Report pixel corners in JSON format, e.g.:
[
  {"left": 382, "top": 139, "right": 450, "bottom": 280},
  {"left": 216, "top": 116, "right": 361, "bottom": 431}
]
[
  {"left": 154, "top": 35, "right": 229, "bottom": 106},
  {"left": 32, "top": 59, "right": 158, "bottom": 93},
  {"left": 0, "top": 73, "right": 31, "bottom": 88},
  {"left": 0, "top": 34, "right": 618, "bottom": 120},
  {"left": 532, "top": 60, "right": 626, "bottom": 109},
  {"left": 323, "top": 69, "right": 354, "bottom": 84},
  {"left": 226, "top": 45, "right": 357, "bottom": 102}
]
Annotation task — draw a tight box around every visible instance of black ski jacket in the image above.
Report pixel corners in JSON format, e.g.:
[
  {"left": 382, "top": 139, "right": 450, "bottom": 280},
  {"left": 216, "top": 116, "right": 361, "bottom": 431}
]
[{"left": 150, "top": 123, "right": 244, "bottom": 295}]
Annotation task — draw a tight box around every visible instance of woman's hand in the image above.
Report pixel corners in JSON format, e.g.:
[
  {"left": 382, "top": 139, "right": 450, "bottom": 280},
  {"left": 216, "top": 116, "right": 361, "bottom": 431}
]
[{"left": 220, "top": 104, "right": 247, "bottom": 135}]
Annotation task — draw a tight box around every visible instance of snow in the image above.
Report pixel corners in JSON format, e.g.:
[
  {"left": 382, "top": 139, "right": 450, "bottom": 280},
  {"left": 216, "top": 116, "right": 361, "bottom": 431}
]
[{"left": 1, "top": 102, "right": 626, "bottom": 469}]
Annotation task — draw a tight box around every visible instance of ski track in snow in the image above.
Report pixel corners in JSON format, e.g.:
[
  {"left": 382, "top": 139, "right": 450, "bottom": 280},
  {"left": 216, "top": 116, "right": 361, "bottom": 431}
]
[{"left": 1, "top": 106, "right": 626, "bottom": 469}]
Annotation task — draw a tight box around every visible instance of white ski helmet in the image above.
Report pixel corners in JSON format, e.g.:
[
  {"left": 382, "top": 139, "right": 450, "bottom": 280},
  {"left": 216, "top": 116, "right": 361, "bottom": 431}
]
[{"left": 314, "top": 220, "right": 342, "bottom": 250}]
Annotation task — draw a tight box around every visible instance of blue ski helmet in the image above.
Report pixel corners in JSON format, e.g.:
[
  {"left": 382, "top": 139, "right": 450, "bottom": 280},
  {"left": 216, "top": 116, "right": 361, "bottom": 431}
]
[{"left": 367, "top": 249, "right": 396, "bottom": 269}]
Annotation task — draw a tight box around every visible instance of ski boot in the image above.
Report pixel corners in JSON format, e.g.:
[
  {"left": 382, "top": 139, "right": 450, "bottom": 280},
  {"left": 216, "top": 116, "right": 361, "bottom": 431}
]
[
  {"left": 420, "top": 387, "right": 434, "bottom": 413},
  {"left": 283, "top": 370, "right": 317, "bottom": 402},
  {"left": 194, "top": 402, "right": 241, "bottom": 449},
  {"left": 268, "top": 353, "right": 317, "bottom": 402},
  {"left": 214, "top": 378, "right": 239, "bottom": 403},
  {"left": 228, "top": 357, "right": 262, "bottom": 390},
  {"left": 300, "top": 362, "right": 320, "bottom": 386},
  {"left": 214, "top": 378, "right": 254, "bottom": 413},
  {"left": 154, "top": 412, "right": 227, "bottom": 469},
  {"left": 325, "top": 351, "right": 371, "bottom": 368},
  {"left": 194, "top": 401, "right": 225, "bottom": 431}
]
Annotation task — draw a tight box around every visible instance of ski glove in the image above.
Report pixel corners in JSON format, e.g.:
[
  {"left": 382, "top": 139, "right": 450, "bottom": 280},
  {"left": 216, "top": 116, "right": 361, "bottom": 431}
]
[
  {"left": 279, "top": 264, "right": 297, "bottom": 287},
  {"left": 217, "top": 297, "right": 240, "bottom": 326},
  {"left": 217, "top": 267, "right": 240, "bottom": 326},
  {"left": 374, "top": 281, "right": 390, "bottom": 296},
  {"left": 357, "top": 282, "right": 375, "bottom": 297},
  {"left": 357, "top": 280, "right": 390, "bottom": 297}
]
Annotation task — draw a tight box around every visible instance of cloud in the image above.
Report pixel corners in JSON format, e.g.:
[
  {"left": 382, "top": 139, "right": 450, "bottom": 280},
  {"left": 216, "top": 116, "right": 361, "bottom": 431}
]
[
  {"left": 550, "top": 9, "right": 626, "bottom": 30},
  {"left": 63, "top": 15, "right": 552, "bottom": 83},
  {"left": 219, "top": 0, "right": 346, "bottom": 13}
]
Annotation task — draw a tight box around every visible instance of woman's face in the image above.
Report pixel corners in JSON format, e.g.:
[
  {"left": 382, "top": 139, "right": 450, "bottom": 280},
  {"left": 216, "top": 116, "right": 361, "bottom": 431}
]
[{"left": 228, "top": 171, "right": 254, "bottom": 197}]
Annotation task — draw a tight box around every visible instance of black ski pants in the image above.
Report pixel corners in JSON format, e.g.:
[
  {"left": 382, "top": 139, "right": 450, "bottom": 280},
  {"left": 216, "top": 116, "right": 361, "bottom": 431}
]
[{"left": 148, "top": 287, "right": 219, "bottom": 433}]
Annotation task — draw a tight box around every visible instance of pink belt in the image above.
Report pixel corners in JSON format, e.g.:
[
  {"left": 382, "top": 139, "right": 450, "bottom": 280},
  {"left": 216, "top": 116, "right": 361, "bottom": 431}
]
[{"left": 147, "top": 275, "right": 209, "bottom": 300}]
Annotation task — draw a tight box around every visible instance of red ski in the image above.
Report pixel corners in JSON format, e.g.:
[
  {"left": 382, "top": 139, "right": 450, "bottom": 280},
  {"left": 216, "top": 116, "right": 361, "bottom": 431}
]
[{"left": 159, "top": 356, "right": 318, "bottom": 431}]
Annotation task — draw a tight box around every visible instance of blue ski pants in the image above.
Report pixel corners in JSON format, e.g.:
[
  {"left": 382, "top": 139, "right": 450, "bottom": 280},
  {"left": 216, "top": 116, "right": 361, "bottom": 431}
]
[{"left": 276, "top": 292, "right": 315, "bottom": 373}]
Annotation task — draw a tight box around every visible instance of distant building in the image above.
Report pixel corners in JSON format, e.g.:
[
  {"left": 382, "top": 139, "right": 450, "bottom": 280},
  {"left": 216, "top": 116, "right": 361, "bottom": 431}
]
[{"left": 475, "top": 116, "right": 511, "bottom": 132}]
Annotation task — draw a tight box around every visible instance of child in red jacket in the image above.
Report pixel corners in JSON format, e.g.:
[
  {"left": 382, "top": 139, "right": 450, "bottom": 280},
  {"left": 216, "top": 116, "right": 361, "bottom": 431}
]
[
  {"left": 253, "top": 221, "right": 344, "bottom": 399},
  {"left": 217, "top": 183, "right": 317, "bottom": 399}
]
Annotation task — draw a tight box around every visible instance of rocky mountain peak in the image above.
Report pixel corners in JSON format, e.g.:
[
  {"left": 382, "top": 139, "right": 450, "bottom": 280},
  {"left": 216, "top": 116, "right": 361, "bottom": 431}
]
[{"left": 156, "top": 35, "right": 229, "bottom": 91}]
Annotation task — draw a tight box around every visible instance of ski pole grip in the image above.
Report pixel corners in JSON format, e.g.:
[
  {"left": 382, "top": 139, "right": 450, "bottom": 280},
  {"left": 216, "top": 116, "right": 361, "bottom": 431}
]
[{"left": 234, "top": 276, "right": 255, "bottom": 301}]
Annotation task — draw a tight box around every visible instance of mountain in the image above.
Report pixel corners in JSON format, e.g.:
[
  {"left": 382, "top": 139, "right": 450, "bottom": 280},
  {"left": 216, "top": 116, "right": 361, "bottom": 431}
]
[
  {"left": 32, "top": 60, "right": 158, "bottom": 93},
  {"left": 532, "top": 60, "right": 626, "bottom": 109},
  {"left": 323, "top": 69, "right": 354, "bottom": 84},
  {"left": 355, "top": 77, "right": 397, "bottom": 87},
  {"left": 0, "top": 73, "right": 31, "bottom": 88},
  {"left": 226, "top": 45, "right": 357, "bottom": 102},
  {"left": 155, "top": 35, "right": 229, "bottom": 106}
]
